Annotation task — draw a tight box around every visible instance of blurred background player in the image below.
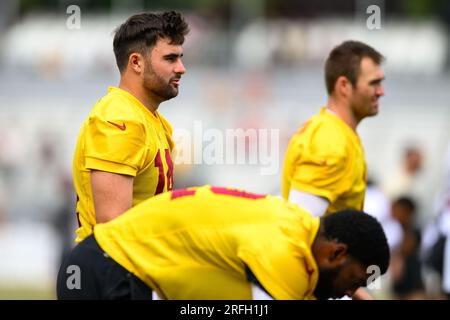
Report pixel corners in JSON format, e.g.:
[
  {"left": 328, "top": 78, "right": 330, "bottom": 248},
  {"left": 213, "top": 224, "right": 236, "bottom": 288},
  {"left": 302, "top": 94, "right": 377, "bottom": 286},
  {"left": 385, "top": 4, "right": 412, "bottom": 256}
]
[
  {"left": 364, "top": 178, "right": 403, "bottom": 252},
  {"left": 282, "top": 40, "right": 385, "bottom": 218},
  {"left": 383, "top": 146, "right": 424, "bottom": 200},
  {"left": 389, "top": 196, "right": 426, "bottom": 299},
  {"left": 382, "top": 145, "right": 430, "bottom": 228},
  {"left": 422, "top": 142, "right": 450, "bottom": 299},
  {"left": 282, "top": 40, "right": 385, "bottom": 299},
  {"left": 57, "top": 185, "right": 390, "bottom": 300},
  {"left": 72, "top": 11, "right": 189, "bottom": 242}
]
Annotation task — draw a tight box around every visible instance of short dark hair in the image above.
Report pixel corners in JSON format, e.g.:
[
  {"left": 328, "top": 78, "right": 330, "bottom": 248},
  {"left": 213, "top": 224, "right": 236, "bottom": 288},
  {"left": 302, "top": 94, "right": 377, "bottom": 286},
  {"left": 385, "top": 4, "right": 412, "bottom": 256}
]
[
  {"left": 322, "top": 210, "right": 390, "bottom": 275},
  {"left": 113, "top": 11, "right": 189, "bottom": 72},
  {"left": 325, "top": 40, "right": 384, "bottom": 95},
  {"left": 393, "top": 196, "right": 417, "bottom": 214}
]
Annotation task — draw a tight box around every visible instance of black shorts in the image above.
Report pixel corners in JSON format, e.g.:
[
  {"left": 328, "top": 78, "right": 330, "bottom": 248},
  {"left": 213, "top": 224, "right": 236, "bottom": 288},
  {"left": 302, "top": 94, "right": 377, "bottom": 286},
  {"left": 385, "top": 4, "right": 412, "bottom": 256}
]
[{"left": 56, "top": 234, "right": 153, "bottom": 300}]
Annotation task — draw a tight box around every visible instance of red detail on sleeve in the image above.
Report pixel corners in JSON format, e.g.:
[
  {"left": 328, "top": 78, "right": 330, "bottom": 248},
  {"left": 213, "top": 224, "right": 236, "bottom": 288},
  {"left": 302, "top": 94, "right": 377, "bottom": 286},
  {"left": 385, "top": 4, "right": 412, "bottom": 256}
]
[
  {"left": 210, "top": 186, "right": 266, "bottom": 199},
  {"left": 171, "top": 189, "right": 197, "bottom": 200}
]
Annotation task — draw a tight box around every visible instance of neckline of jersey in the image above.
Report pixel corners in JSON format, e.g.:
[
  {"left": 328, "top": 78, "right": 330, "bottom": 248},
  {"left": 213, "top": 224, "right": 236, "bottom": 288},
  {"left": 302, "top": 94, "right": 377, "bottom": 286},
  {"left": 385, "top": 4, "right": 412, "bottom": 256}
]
[
  {"left": 321, "top": 107, "right": 362, "bottom": 144},
  {"left": 108, "top": 86, "right": 163, "bottom": 126}
]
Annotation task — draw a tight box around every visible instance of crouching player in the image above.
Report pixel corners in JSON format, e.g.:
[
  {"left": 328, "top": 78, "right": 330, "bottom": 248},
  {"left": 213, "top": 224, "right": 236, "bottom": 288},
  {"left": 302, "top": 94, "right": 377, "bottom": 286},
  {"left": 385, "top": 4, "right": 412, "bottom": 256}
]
[{"left": 57, "top": 185, "right": 390, "bottom": 300}]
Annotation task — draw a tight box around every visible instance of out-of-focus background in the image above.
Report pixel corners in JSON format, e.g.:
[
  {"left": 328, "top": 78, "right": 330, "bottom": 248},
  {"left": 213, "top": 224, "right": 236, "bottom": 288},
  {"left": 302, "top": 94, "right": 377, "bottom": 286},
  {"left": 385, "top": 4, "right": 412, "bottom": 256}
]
[{"left": 0, "top": 0, "right": 449, "bottom": 299}]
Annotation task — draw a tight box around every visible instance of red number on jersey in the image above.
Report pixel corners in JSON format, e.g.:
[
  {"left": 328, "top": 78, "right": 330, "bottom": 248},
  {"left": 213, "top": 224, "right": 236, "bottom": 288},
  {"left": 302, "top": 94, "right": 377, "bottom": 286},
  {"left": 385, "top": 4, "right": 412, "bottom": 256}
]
[
  {"left": 165, "top": 149, "right": 174, "bottom": 191},
  {"left": 154, "top": 149, "right": 175, "bottom": 195},
  {"left": 154, "top": 150, "right": 165, "bottom": 195}
]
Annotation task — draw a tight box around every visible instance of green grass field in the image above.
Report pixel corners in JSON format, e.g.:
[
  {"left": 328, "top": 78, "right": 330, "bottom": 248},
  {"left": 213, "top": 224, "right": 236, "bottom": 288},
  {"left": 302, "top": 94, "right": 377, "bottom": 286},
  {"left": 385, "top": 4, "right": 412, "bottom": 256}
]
[{"left": 0, "top": 286, "right": 56, "bottom": 300}]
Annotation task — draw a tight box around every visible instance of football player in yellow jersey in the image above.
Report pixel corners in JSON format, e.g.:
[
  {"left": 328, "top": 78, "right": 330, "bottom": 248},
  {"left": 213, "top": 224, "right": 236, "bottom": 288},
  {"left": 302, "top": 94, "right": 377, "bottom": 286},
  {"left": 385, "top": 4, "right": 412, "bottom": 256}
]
[
  {"left": 57, "top": 185, "right": 390, "bottom": 300},
  {"left": 283, "top": 40, "right": 385, "bottom": 217},
  {"left": 72, "top": 12, "right": 189, "bottom": 242},
  {"left": 282, "top": 41, "right": 385, "bottom": 300}
]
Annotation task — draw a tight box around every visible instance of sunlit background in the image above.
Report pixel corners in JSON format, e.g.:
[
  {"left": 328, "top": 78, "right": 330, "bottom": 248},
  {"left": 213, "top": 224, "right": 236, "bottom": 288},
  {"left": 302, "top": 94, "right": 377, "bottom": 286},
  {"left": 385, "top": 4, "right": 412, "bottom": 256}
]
[{"left": 0, "top": 0, "right": 449, "bottom": 299}]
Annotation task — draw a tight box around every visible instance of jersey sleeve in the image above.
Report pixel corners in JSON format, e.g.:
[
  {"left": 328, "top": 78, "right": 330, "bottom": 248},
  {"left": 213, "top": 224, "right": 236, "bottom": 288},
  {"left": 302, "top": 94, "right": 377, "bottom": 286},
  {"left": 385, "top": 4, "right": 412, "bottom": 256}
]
[
  {"left": 288, "top": 125, "right": 352, "bottom": 204},
  {"left": 84, "top": 98, "right": 147, "bottom": 176},
  {"left": 237, "top": 228, "right": 313, "bottom": 300}
]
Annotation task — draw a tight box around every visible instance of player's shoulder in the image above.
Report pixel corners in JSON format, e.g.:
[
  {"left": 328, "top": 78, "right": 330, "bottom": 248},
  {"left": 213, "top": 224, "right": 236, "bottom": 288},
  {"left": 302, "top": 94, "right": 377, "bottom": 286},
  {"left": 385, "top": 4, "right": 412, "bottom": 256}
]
[
  {"left": 312, "top": 108, "right": 348, "bottom": 133},
  {"left": 90, "top": 88, "right": 144, "bottom": 121},
  {"left": 155, "top": 111, "right": 173, "bottom": 132},
  {"left": 291, "top": 110, "right": 348, "bottom": 155}
]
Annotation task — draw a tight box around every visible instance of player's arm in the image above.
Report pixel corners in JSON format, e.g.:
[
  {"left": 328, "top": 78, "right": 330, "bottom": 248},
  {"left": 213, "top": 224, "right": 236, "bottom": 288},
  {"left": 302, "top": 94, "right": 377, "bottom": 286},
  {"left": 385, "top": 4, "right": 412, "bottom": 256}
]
[
  {"left": 288, "top": 189, "right": 329, "bottom": 217},
  {"left": 352, "top": 288, "right": 374, "bottom": 300},
  {"left": 91, "top": 170, "right": 134, "bottom": 223}
]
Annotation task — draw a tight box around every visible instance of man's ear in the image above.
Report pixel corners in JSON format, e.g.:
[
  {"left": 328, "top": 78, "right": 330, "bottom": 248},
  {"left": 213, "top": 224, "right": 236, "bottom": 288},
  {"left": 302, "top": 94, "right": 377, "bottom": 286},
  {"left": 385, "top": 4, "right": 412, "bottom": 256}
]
[
  {"left": 329, "top": 242, "right": 348, "bottom": 266},
  {"left": 128, "top": 53, "right": 144, "bottom": 74},
  {"left": 335, "top": 76, "right": 352, "bottom": 98}
]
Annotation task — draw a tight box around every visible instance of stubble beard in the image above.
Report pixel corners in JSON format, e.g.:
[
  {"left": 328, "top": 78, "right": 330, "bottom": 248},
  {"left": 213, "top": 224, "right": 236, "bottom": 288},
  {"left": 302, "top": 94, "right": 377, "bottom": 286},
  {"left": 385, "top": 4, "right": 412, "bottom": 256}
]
[{"left": 143, "top": 64, "right": 178, "bottom": 103}]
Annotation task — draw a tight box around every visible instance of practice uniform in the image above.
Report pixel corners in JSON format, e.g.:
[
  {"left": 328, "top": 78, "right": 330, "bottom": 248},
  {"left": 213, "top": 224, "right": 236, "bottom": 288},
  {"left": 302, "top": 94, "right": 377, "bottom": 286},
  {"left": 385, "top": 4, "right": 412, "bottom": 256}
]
[
  {"left": 58, "top": 185, "right": 320, "bottom": 300},
  {"left": 73, "top": 86, "right": 174, "bottom": 242},
  {"left": 282, "top": 107, "right": 367, "bottom": 215}
]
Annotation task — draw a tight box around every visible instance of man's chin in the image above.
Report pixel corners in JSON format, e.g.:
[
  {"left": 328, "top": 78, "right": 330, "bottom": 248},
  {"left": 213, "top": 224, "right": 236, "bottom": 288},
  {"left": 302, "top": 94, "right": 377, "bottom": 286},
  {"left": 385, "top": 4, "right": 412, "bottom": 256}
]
[
  {"left": 168, "top": 87, "right": 179, "bottom": 98},
  {"left": 365, "top": 109, "right": 378, "bottom": 117},
  {"left": 159, "top": 89, "right": 178, "bottom": 101},
  {"left": 371, "top": 103, "right": 379, "bottom": 114}
]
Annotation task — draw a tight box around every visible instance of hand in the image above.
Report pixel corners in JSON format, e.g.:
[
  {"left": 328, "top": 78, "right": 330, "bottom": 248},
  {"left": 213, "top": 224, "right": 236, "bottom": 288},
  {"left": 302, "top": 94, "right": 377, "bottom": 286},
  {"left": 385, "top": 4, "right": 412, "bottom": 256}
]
[{"left": 352, "top": 288, "right": 374, "bottom": 300}]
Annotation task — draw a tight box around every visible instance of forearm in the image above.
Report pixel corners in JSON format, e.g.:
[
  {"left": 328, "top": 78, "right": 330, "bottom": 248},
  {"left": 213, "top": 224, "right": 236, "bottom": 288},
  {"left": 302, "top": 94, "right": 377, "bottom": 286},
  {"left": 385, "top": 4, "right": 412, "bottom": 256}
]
[{"left": 352, "top": 288, "right": 374, "bottom": 300}]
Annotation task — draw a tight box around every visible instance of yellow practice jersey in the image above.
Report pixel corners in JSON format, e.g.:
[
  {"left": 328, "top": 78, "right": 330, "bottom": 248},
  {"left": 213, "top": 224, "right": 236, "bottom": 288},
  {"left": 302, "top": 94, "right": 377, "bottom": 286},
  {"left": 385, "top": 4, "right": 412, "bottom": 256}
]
[
  {"left": 73, "top": 86, "right": 174, "bottom": 242},
  {"left": 282, "top": 107, "right": 367, "bottom": 215},
  {"left": 94, "top": 185, "right": 320, "bottom": 300}
]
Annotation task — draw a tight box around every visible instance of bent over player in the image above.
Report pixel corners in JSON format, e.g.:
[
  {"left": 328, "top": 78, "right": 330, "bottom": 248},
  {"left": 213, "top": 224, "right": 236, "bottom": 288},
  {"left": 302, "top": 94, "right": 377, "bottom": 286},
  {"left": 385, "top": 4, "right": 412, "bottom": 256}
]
[{"left": 57, "top": 185, "right": 390, "bottom": 300}]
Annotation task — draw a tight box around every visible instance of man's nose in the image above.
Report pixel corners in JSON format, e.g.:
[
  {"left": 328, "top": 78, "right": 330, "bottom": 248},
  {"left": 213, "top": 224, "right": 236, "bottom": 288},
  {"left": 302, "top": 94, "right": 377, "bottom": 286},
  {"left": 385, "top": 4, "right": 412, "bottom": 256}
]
[
  {"left": 376, "top": 85, "right": 384, "bottom": 97},
  {"left": 175, "top": 60, "right": 186, "bottom": 75}
]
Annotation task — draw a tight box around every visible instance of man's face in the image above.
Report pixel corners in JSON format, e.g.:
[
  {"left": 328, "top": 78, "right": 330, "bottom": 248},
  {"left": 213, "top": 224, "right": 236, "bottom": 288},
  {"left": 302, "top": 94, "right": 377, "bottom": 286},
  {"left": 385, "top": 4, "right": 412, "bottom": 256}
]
[
  {"left": 391, "top": 203, "right": 413, "bottom": 227},
  {"left": 406, "top": 150, "right": 423, "bottom": 173},
  {"left": 315, "top": 258, "right": 368, "bottom": 299},
  {"left": 349, "top": 57, "right": 385, "bottom": 121},
  {"left": 143, "top": 37, "right": 186, "bottom": 102}
]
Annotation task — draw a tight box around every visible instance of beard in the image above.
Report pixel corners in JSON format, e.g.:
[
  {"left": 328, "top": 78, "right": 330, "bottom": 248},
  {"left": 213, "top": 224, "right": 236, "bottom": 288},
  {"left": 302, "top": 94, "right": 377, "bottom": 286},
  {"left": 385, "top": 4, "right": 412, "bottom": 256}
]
[
  {"left": 143, "top": 65, "right": 179, "bottom": 102},
  {"left": 314, "top": 266, "right": 341, "bottom": 300},
  {"left": 351, "top": 95, "right": 379, "bottom": 120}
]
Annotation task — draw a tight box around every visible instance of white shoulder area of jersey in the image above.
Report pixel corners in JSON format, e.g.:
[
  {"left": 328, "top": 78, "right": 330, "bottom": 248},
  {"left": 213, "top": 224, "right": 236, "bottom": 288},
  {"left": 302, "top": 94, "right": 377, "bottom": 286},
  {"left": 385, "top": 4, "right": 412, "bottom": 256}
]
[
  {"left": 288, "top": 189, "right": 329, "bottom": 217},
  {"left": 252, "top": 284, "right": 274, "bottom": 300},
  {"left": 152, "top": 291, "right": 163, "bottom": 300}
]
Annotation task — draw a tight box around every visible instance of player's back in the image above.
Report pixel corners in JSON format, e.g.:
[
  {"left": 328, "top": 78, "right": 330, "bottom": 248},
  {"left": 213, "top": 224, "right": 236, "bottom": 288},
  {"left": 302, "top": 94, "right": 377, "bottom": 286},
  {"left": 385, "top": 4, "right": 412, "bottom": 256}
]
[{"left": 94, "top": 185, "right": 320, "bottom": 299}]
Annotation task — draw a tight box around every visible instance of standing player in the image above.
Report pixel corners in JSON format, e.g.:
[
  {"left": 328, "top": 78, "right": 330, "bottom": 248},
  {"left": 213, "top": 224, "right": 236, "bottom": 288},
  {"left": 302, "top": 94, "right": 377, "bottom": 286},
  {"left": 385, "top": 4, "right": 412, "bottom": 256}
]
[
  {"left": 282, "top": 40, "right": 385, "bottom": 217},
  {"left": 72, "top": 11, "right": 189, "bottom": 242},
  {"left": 282, "top": 41, "right": 385, "bottom": 299},
  {"left": 57, "top": 185, "right": 390, "bottom": 300}
]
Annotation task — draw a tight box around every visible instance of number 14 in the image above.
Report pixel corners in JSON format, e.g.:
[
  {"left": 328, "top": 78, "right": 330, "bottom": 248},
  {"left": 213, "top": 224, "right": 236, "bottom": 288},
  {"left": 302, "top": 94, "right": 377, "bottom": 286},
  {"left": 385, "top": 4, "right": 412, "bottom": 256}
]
[{"left": 154, "top": 149, "right": 173, "bottom": 195}]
